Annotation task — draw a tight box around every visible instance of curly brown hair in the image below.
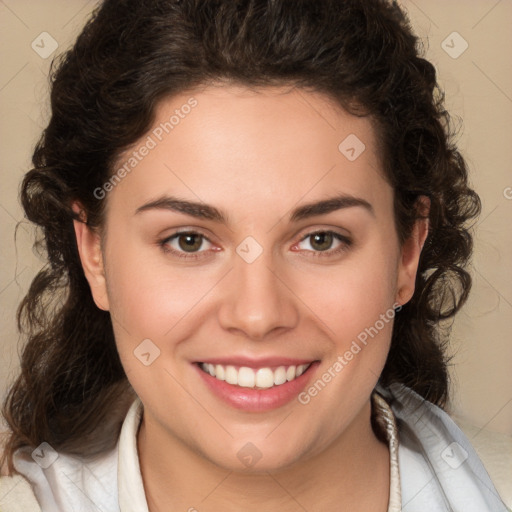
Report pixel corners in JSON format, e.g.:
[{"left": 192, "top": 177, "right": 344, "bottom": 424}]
[{"left": 1, "top": 0, "right": 480, "bottom": 474}]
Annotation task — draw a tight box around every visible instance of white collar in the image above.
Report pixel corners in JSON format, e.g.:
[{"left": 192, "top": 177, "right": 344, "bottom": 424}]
[{"left": 118, "top": 398, "right": 148, "bottom": 512}]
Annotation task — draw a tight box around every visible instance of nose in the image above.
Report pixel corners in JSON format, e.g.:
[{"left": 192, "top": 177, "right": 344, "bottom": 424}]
[{"left": 217, "top": 251, "right": 299, "bottom": 340}]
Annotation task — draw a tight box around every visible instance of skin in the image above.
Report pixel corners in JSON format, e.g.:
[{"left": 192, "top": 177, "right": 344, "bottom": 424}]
[{"left": 74, "top": 84, "right": 428, "bottom": 511}]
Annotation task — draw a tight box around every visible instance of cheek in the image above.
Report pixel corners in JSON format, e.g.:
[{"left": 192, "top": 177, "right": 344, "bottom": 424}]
[
  {"left": 102, "top": 236, "right": 218, "bottom": 351},
  {"left": 297, "top": 241, "right": 399, "bottom": 341},
  {"left": 293, "top": 247, "right": 399, "bottom": 427}
]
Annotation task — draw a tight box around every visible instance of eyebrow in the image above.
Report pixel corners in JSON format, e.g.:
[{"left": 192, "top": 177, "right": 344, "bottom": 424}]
[
  {"left": 134, "top": 193, "right": 374, "bottom": 223},
  {"left": 289, "top": 194, "right": 374, "bottom": 222}
]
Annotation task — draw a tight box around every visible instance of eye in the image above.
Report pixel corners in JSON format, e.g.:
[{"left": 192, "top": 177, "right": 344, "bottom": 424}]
[
  {"left": 293, "top": 230, "right": 352, "bottom": 257},
  {"left": 160, "top": 231, "right": 215, "bottom": 259}
]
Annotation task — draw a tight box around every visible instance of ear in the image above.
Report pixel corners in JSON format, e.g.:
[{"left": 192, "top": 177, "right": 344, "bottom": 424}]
[
  {"left": 72, "top": 202, "right": 110, "bottom": 311},
  {"left": 396, "top": 196, "right": 430, "bottom": 306}
]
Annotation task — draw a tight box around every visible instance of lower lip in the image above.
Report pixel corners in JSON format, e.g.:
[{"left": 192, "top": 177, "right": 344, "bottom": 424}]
[{"left": 195, "top": 362, "right": 320, "bottom": 412}]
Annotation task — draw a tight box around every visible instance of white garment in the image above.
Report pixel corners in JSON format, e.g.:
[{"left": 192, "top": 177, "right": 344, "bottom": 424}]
[{"left": 0, "top": 383, "right": 509, "bottom": 512}]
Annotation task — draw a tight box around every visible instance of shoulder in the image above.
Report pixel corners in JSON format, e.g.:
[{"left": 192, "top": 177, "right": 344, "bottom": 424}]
[
  {"left": 0, "top": 473, "right": 42, "bottom": 512},
  {"left": 0, "top": 434, "right": 39, "bottom": 511},
  {"left": 1, "top": 397, "right": 142, "bottom": 512},
  {"left": 8, "top": 442, "right": 120, "bottom": 512},
  {"left": 379, "top": 383, "right": 510, "bottom": 512}
]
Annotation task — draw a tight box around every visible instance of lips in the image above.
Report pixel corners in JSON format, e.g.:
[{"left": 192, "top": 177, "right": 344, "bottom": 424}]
[{"left": 194, "top": 358, "right": 319, "bottom": 411}]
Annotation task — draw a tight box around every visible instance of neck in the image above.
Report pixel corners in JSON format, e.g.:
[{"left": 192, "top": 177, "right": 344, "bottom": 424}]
[{"left": 138, "top": 398, "right": 390, "bottom": 512}]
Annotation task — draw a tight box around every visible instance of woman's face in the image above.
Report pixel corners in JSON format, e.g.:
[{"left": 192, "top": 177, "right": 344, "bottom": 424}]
[{"left": 78, "top": 85, "right": 424, "bottom": 471}]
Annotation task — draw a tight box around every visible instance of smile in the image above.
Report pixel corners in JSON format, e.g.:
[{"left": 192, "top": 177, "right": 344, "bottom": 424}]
[{"left": 199, "top": 362, "right": 312, "bottom": 389}]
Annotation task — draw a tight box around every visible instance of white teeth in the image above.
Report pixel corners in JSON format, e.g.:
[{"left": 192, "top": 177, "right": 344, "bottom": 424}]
[
  {"left": 200, "top": 362, "right": 311, "bottom": 389},
  {"left": 296, "top": 364, "right": 308, "bottom": 377},
  {"left": 238, "top": 367, "right": 255, "bottom": 388},
  {"left": 255, "top": 368, "right": 274, "bottom": 389},
  {"left": 215, "top": 364, "right": 225, "bottom": 381},
  {"left": 225, "top": 365, "right": 238, "bottom": 385},
  {"left": 274, "top": 366, "right": 287, "bottom": 385}
]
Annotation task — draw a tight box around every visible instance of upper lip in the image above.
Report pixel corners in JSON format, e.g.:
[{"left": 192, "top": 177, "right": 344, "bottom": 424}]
[{"left": 196, "top": 356, "right": 317, "bottom": 369}]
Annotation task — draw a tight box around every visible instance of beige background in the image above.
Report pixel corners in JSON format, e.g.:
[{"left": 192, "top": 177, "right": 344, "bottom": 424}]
[{"left": 0, "top": 0, "right": 510, "bottom": 442}]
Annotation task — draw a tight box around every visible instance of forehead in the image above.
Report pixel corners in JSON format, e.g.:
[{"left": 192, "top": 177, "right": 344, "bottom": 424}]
[{"left": 107, "top": 85, "right": 391, "bottom": 220}]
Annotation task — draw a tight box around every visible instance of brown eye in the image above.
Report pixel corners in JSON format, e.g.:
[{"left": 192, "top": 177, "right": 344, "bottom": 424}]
[
  {"left": 309, "top": 232, "right": 334, "bottom": 251},
  {"left": 294, "top": 230, "right": 352, "bottom": 258},
  {"left": 160, "top": 231, "right": 214, "bottom": 258},
  {"left": 177, "top": 233, "right": 204, "bottom": 252}
]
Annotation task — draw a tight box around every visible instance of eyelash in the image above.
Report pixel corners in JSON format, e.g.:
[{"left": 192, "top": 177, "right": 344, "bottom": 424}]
[
  {"left": 158, "top": 229, "right": 352, "bottom": 261},
  {"left": 295, "top": 230, "right": 353, "bottom": 258},
  {"left": 159, "top": 230, "right": 215, "bottom": 261}
]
